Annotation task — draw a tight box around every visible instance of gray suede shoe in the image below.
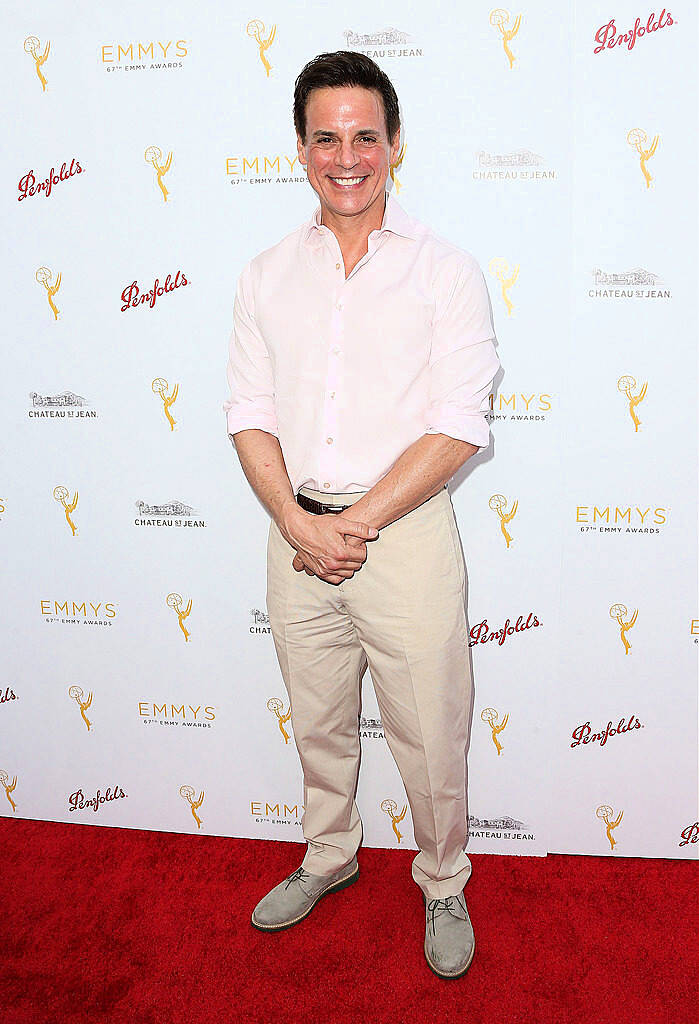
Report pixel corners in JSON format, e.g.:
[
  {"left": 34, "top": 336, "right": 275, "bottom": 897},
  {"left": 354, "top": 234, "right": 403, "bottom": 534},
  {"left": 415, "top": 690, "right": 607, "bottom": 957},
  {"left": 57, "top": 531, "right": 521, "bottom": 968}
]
[
  {"left": 251, "top": 857, "right": 359, "bottom": 932},
  {"left": 423, "top": 892, "right": 475, "bottom": 979}
]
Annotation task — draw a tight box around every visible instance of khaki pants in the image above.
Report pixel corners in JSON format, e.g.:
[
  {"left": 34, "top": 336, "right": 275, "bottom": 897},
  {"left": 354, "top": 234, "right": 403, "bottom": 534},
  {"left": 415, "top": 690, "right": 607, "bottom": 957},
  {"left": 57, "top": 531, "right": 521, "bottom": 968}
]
[{"left": 266, "top": 484, "right": 473, "bottom": 900}]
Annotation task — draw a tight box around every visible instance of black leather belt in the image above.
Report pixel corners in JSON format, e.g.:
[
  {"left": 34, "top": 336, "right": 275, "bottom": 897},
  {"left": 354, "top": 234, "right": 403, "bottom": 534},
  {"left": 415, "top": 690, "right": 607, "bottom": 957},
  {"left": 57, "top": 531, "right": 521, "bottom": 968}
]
[{"left": 296, "top": 492, "right": 351, "bottom": 516}]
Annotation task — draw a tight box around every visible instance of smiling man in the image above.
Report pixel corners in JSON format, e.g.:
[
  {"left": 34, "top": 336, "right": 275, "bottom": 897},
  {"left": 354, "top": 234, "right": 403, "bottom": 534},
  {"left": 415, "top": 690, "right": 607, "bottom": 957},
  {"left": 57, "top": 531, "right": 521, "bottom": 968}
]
[{"left": 223, "top": 51, "right": 500, "bottom": 979}]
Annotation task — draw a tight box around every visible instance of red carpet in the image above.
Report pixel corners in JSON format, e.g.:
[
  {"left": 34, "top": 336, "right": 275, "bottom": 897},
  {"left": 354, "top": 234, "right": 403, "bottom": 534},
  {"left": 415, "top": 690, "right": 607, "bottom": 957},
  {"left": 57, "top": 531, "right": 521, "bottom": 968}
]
[{"left": 1, "top": 817, "right": 697, "bottom": 1024}]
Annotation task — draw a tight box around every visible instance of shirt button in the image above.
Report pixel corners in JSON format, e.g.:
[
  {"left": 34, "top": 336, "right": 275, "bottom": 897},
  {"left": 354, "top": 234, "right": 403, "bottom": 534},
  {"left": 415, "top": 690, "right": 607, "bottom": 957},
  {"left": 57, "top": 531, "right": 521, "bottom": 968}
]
[
  {"left": 332, "top": 347, "right": 340, "bottom": 355},
  {"left": 337, "top": 302, "right": 343, "bottom": 311},
  {"left": 335, "top": 262, "right": 341, "bottom": 270},
  {"left": 323, "top": 482, "right": 331, "bottom": 489},
  {"left": 326, "top": 437, "right": 333, "bottom": 444},
  {"left": 330, "top": 392, "right": 336, "bottom": 399}
]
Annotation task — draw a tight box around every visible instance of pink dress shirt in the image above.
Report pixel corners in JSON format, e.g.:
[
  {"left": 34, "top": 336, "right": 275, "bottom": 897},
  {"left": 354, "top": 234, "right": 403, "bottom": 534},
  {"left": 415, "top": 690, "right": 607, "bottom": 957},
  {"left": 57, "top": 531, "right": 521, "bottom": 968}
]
[{"left": 223, "top": 193, "right": 500, "bottom": 495}]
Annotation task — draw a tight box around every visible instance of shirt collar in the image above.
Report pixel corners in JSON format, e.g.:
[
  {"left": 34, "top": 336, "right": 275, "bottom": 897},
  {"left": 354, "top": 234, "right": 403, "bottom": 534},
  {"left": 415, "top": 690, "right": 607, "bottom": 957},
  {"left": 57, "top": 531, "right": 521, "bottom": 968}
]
[{"left": 302, "top": 192, "right": 419, "bottom": 245}]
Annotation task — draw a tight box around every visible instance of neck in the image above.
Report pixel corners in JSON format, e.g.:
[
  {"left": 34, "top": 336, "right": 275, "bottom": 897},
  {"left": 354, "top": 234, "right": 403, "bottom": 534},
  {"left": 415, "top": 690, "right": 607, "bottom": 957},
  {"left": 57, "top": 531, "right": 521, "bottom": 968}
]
[{"left": 320, "top": 191, "right": 387, "bottom": 251}]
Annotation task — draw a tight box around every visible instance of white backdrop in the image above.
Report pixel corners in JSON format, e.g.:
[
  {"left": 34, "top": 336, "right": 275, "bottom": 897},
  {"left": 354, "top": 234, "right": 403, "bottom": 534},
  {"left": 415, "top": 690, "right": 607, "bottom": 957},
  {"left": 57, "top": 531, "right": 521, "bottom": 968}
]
[{"left": 2, "top": 0, "right": 697, "bottom": 861}]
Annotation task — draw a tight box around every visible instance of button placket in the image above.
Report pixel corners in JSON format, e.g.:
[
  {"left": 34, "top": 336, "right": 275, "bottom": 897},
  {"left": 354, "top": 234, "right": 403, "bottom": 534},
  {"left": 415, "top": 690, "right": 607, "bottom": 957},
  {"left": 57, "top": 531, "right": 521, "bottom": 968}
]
[{"left": 318, "top": 242, "right": 345, "bottom": 492}]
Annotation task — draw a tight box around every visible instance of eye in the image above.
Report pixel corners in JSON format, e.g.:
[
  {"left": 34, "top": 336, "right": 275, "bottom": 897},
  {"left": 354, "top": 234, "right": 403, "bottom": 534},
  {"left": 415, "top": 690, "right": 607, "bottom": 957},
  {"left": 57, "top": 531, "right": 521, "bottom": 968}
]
[{"left": 359, "top": 136, "right": 377, "bottom": 144}]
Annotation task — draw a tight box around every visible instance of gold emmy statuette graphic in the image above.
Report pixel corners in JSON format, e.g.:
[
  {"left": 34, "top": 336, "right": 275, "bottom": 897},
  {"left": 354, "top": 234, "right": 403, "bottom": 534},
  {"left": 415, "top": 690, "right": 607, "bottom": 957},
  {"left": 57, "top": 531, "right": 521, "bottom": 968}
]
[
  {"left": 617, "top": 375, "right": 647, "bottom": 432},
  {"left": 609, "top": 602, "right": 638, "bottom": 655},
  {"left": 180, "top": 784, "right": 204, "bottom": 829},
  {"left": 267, "top": 697, "right": 292, "bottom": 744},
  {"left": 24, "top": 35, "right": 50, "bottom": 90},
  {"left": 53, "top": 485, "right": 78, "bottom": 536},
  {"left": 390, "top": 143, "right": 406, "bottom": 195},
  {"left": 481, "top": 707, "right": 509, "bottom": 755},
  {"left": 489, "top": 493, "right": 518, "bottom": 548},
  {"left": 488, "top": 257, "right": 519, "bottom": 317},
  {"left": 0, "top": 769, "right": 18, "bottom": 813},
  {"left": 596, "top": 803, "right": 623, "bottom": 851},
  {"left": 381, "top": 798, "right": 408, "bottom": 844},
  {"left": 145, "top": 145, "right": 173, "bottom": 203},
  {"left": 167, "top": 592, "right": 192, "bottom": 642},
  {"left": 247, "top": 19, "right": 276, "bottom": 77},
  {"left": 36, "top": 266, "right": 61, "bottom": 321},
  {"left": 68, "top": 684, "right": 93, "bottom": 732},
  {"left": 152, "top": 377, "right": 179, "bottom": 431},
  {"left": 489, "top": 9, "right": 522, "bottom": 69},
  {"left": 626, "top": 128, "right": 659, "bottom": 190}
]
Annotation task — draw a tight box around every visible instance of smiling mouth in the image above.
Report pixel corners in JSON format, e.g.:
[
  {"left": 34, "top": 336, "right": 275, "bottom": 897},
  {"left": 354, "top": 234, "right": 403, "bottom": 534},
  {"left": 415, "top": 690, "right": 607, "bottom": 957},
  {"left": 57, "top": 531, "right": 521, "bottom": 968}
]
[{"left": 328, "top": 175, "right": 368, "bottom": 188}]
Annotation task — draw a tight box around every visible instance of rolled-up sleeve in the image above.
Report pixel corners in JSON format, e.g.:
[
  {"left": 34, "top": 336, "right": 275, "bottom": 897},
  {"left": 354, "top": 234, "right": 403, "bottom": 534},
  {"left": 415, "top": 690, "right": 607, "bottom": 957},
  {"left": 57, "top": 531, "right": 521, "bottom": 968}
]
[
  {"left": 223, "top": 260, "right": 279, "bottom": 442},
  {"left": 425, "top": 256, "right": 500, "bottom": 449}
]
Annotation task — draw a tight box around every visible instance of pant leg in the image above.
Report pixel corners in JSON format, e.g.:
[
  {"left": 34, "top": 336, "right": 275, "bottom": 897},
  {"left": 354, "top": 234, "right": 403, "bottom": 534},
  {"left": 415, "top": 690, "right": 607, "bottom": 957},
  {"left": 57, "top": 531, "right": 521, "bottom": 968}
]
[
  {"left": 339, "top": 487, "right": 473, "bottom": 900},
  {"left": 266, "top": 517, "right": 368, "bottom": 876}
]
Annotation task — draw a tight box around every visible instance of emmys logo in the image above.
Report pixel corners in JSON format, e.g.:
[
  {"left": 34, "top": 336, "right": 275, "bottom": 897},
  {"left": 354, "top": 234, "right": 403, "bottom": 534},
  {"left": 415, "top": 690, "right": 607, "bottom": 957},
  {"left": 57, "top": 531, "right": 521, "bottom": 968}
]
[
  {"left": 489, "top": 493, "right": 518, "bottom": 548},
  {"left": 36, "top": 265, "right": 61, "bottom": 320},
  {"left": 69, "top": 685, "right": 93, "bottom": 732},
  {"left": 488, "top": 257, "right": 519, "bottom": 317},
  {"left": 473, "top": 148, "right": 556, "bottom": 181},
  {"left": 18, "top": 159, "right": 83, "bottom": 202},
  {"left": 250, "top": 800, "right": 304, "bottom": 825},
  {"left": 151, "top": 378, "right": 179, "bottom": 431},
  {"left": 24, "top": 35, "right": 50, "bottom": 90},
  {"left": 610, "top": 603, "right": 638, "bottom": 655},
  {"left": 53, "top": 485, "right": 78, "bottom": 536},
  {"left": 489, "top": 9, "right": 522, "bottom": 68},
  {"left": 0, "top": 769, "right": 18, "bottom": 813},
  {"left": 0, "top": 686, "right": 18, "bottom": 707},
  {"left": 627, "top": 128, "right": 659, "bottom": 189},
  {"left": 596, "top": 804, "right": 623, "bottom": 851},
  {"left": 145, "top": 145, "right": 172, "bottom": 202},
  {"left": 180, "top": 784, "right": 204, "bottom": 829},
  {"left": 29, "top": 390, "right": 97, "bottom": 418},
  {"left": 135, "top": 500, "right": 205, "bottom": 529},
  {"left": 68, "top": 785, "right": 127, "bottom": 814},
  {"left": 389, "top": 143, "right": 406, "bottom": 194},
  {"left": 381, "top": 798, "right": 408, "bottom": 843},
  {"left": 481, "top": 707, "right": 508, "bottom": 755},
  {"left": 250, "top": 608, "right": 271, "bottom": 634},
  {"left": 589, "top": 266, "right": 670, "bottom": 299},
  {"left": 488, "top": 392, "right": 553, "bottom": 422},
  {"left": 121, "top": 271, "right": 187, "bottom": 312},
  {"left": 342, "top": 27, "right": 423, "bottom": 58},
  {"left": 267, "top": 698, "right": 292, "bottom": 744},
  {"left": 617, "top": 376, "right": 647, "bottom": 432},
  {"left": 139, "top": 703, "right": 216, "bottom": 728},
  {"left": 576, "top": 505, "right": 668, "bottom": 535},
  {"left": 247, "top": 20, "right": 276, "bottom": 76},
  {"left": 41, "top": 599, "right": 117, "bottom": 626},
  {"left": 679, "top": 822, "right": 699, "bottom": 847},
  {"left": 594, "top": 10, "right": 674, "bottom": 54},
  {"left": 226, "top": 153, "right": 305, "bottom": 186},
  {"left": 167, "top": 592, "right": 192, "bottom": 642},
  {"left": 469, "top": 611, "right": 541, "bottom": 648},
  {"left": 101, "top": 40, "right": 189, "bottom": 70},
  {"left": 571, "top": 715, "right": 643, "bottom": 749}
]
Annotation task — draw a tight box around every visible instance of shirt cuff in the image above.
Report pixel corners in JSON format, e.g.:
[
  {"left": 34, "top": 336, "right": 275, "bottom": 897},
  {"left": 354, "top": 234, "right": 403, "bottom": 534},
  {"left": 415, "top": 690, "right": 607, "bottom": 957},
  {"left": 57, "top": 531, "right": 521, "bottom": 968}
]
[
  {"left": 425, "top": 412, "right": 492, "bottom": 449},
  {"left": 225, "top": 407, "right": 279, "bottom": 439}
]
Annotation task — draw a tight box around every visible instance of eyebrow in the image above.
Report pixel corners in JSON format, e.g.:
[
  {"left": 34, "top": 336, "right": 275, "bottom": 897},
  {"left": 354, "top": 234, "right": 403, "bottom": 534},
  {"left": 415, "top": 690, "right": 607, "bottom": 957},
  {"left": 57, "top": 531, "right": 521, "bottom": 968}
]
[{"left": 311, "top": 128, "right": 382, "bottom": 138}]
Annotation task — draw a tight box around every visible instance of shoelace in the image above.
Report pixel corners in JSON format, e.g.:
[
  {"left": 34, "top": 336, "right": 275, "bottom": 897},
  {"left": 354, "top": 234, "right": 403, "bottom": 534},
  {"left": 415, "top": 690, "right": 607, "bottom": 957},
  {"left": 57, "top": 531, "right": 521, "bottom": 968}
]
[
  {"left": 426, "top": 896, "right": 466, "bottom": 935},
  {"left": 284, "top": 867, "right": 311, "bottom": 890}
]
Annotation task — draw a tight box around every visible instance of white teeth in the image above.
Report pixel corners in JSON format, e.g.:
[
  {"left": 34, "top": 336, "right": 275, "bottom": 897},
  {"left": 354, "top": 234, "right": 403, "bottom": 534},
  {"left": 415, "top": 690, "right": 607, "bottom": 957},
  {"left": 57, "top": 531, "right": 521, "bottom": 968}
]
[{"left": 330, "top": 176, "right": 366, "bottom": 186}]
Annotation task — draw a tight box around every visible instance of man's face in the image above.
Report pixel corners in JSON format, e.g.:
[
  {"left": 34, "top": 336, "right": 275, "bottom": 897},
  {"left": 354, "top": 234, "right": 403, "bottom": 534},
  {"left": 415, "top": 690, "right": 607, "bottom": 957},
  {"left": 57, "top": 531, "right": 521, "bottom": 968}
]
[{"left": 297, "top": 85, "right": 400, "bottom": 221}]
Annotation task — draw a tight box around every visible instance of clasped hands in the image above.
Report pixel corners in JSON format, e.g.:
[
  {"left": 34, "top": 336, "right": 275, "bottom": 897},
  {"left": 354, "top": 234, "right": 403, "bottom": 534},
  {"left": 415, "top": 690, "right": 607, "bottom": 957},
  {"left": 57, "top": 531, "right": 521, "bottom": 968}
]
[{"left": 279, "top": 501, "right": 379, "bottom": 585}]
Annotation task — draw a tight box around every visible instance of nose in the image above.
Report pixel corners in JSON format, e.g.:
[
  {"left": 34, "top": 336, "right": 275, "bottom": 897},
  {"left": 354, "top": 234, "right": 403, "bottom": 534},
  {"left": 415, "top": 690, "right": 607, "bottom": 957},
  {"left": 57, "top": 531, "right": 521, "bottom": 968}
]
[{"left": 337, "top": 139, "right": 359, "bottom": 169}]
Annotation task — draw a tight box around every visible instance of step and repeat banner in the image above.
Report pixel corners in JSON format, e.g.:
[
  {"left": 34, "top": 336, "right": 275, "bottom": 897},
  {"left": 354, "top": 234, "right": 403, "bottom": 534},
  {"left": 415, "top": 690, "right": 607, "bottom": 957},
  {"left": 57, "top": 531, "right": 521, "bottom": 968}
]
[{"left": 2, "top": 0, "right": 697, "bottom": 860}]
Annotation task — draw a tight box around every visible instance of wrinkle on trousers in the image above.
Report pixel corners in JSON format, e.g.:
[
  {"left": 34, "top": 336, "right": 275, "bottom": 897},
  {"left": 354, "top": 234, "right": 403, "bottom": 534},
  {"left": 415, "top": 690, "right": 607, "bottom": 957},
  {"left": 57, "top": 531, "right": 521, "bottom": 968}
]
[{"left": 265, "top": 485, "right": 473, "bottom": 900}]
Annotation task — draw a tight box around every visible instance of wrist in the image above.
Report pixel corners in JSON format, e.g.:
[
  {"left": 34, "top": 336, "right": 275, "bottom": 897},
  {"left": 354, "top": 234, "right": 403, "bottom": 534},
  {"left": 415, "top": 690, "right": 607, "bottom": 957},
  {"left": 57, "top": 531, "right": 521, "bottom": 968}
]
[{"left": 276, "top": 496, "right": 306, "bottom": 542}]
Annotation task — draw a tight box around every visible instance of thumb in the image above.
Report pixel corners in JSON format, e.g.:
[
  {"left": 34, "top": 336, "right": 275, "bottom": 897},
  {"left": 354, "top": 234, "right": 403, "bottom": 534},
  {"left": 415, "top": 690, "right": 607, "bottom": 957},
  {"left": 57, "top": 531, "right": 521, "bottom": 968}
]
[
  {"left": 292, "top": 552, "right": 304, "bottom": 571},
  {"left": 337, "top": 518, "right": 379, "bottom": 540}
]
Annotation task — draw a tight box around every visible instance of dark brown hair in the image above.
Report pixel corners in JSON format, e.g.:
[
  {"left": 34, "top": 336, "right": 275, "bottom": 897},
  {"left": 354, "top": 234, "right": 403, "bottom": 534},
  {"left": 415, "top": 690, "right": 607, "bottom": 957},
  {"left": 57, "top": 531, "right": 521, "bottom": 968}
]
[{"left": 293, "top": 51, "right": 400, "bottom": 143}]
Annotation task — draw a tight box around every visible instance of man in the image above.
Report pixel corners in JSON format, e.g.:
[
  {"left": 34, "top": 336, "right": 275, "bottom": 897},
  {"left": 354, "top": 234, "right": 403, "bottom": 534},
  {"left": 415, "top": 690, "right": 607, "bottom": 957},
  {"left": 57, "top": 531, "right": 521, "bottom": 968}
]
[{"left": 223, "top": 51, "right": 500, "bottom": 979}]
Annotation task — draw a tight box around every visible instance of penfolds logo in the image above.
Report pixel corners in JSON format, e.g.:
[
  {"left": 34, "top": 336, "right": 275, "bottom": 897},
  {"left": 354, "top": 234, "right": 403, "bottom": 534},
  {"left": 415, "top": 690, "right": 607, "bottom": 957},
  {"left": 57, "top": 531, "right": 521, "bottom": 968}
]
[
  {"left": 571, "top": 715, "right": 643, "bottom": 749},
  {"left": 18, "top": 158, "right": 83, "bottom": 201},
  {"left": 121, "top": 270, "right": 188, "bottom": 312},
  {"left": 68, "top": 785, "right": 127, "bottom": 813},
  {"left": 469, "top": 612, "right": 541, "bottom": 648},
  {"left": 0, "top": 686, "right": 18, "bottom": 706},
  {"left": 594, "top": 9, "right": 674, "bottom": 54},
  {"left": 679, "top": 822, "right": 699, "bottom": 847}
]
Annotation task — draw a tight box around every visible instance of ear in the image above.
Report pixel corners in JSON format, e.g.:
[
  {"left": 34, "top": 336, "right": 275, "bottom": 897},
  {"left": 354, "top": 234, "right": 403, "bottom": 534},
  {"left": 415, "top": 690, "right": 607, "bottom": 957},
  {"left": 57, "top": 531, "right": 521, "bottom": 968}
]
[
  {"left": 296, "top": 132, "right": 307, "bottom": 168},
  {"left": 389, "top": 128, "right": 402, "bottom": 165}
]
